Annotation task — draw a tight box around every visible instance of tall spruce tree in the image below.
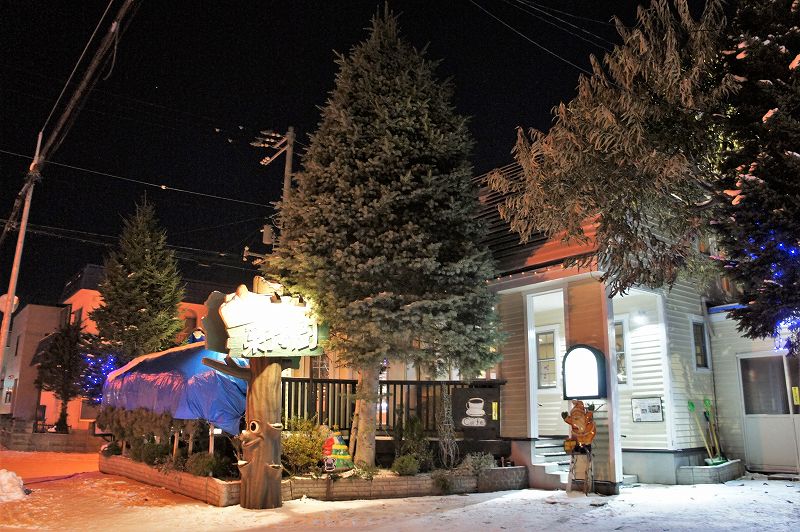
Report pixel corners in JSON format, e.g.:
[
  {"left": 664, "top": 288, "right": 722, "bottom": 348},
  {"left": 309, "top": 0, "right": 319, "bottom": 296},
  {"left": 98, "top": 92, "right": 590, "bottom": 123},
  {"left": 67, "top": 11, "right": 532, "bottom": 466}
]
[
  {"left": 34, "top": 321, "right": 86, "bottom": 432},
  {"left": 717, "top": 0, "right": 800, "bottom": 355},
  {"left": 90, "top": 200, "right": 184, "bottom": 364},
  {"left": 489, "top": 0, "right": 734, "bottom": 296},
  {"left": 265, "top": 11, "right": 501, "bottom": 466}
]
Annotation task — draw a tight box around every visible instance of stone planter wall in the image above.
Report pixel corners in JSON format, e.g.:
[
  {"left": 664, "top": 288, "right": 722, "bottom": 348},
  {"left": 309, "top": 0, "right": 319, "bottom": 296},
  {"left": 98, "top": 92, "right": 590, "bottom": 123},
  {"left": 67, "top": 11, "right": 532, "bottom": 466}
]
[
  {"left": 99, "top": 454, "right": 242, "bottom": 506},
  {"left": 99, "top": 455, "right": 529, "bottom": 507},
  {"left": 676, "top": 459, "right": 744, "bottom": 485}
]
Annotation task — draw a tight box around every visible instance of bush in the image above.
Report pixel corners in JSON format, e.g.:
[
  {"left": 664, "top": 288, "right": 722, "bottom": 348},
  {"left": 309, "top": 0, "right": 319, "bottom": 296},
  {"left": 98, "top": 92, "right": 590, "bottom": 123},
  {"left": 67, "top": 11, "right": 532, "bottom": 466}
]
[
  {"left": 391, "top": 454, "right": 420, "bottom": 476},
  {"left": 394, "top": 415, "right": 434, "bottom": 472},
  {"left": 458, "top": 452, "right": 496, "bottom": 476},
  {"left": 281, "top": 417, "right": 326, "bottom": 476},
  {"left": 186, "top": 453, "right": 216, "bottom": 477},
  {"left": 141, "top": 442, "right": 171, "bottom": 466},
  {"left": 431, "top": 469, "right": 454, "bottom": 494}
]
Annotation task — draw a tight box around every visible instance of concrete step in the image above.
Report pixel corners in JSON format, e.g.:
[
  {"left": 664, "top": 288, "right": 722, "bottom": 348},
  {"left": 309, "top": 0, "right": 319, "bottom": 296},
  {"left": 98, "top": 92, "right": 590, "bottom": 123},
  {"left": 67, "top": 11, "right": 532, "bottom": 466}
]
[
  {"left": 539, "top": 451, "right": 569, "bottom": 463},
  {"left": 622, "top": 474, "right": 639, "bottom": 486}
]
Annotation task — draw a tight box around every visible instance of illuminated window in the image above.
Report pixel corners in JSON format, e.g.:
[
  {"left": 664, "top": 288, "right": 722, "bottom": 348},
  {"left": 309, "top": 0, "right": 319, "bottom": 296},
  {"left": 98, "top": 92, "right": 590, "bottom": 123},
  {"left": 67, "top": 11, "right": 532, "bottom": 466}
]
[
  {"left": 537, "top": 331, "right": 557, "bottom": 389},
  {"left": 3, "top": 390, "right": 11, "bottom": 404},
  {"left": 692, "top": 321, "right": 710, "bottom": 369},
  {"left": 614, "top": 321, "right": 628, "bottom": 385}
]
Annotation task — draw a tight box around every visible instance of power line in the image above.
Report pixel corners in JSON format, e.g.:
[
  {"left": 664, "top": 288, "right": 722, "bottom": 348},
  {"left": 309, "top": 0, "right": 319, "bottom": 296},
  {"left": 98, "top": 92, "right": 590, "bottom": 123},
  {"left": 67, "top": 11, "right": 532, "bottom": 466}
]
[
  {"left": 0, "top": 218, "right": 259, "bottom": 273},
  {"left": 505, "top": 0, "right": 616, "bottom": 51},
  {"left": 0, "top": 148, "right": 272, "bottom": 208},
  {"left": 467, "top": 0, "right": 593, "bottom": 76},
  {"left": 41, "top": 0, "right": 116, "bottom": 134},
  {"left": 518, "top": 0, "right": 616, "bottom": 26}
]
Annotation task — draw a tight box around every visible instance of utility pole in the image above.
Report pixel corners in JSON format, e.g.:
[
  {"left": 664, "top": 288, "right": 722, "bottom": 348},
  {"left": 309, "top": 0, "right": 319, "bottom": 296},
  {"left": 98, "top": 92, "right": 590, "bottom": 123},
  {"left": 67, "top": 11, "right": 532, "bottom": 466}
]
[
  {"left": 0, "top": 0, "right": 137, "bottom": 369},
  {"left": 245, "top": 127, "right": 295, "bottom": 263}
]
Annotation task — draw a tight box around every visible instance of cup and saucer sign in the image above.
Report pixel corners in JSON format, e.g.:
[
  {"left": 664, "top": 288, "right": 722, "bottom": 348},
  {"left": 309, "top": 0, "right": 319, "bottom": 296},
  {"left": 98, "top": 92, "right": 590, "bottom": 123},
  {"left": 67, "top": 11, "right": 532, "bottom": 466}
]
[{"left": 453, "top": 387, "right": 500, "bottom": 438}]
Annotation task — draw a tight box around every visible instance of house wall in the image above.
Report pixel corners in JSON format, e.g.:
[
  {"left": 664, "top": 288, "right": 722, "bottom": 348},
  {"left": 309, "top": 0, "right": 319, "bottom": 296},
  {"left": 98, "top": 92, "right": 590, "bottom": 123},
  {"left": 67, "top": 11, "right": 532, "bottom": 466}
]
[
  {"left": 708, "top": 313, "right": 777, "bottom": 463},
  {"left": 659, "top": 280, "right": 716, "bottom": 451},
  {"left": 497, "top": 291, "right": 528, "bottom": 439},
  {"left": 1, "top": 305, "right": 66, "bottom": 420},
  {"left": 612, "top": 291, "right": 671, "bottom": 450}
]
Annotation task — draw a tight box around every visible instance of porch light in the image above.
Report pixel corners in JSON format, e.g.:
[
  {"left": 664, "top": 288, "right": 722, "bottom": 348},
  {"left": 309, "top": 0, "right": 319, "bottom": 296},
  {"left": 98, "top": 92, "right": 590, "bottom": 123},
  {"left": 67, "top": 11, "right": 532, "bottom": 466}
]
[{"left": 562, "top": 344, "right": 607, "bottom": 400}]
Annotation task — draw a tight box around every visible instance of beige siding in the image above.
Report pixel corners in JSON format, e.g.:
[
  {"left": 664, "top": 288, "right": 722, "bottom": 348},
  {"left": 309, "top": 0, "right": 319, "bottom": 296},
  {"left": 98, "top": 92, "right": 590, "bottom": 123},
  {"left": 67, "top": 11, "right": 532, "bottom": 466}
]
[
  {"left": 496, "top": 292, "right": 529, "bottom": 438},
  {"left": 661, "top": 280, "right": 715, "bottom": 450},
  {"left": 708, "top": 315, "right": 776, "bottom": 462},
  {"left": 613, "top": 293, "right": 670, "bottom": 449}
]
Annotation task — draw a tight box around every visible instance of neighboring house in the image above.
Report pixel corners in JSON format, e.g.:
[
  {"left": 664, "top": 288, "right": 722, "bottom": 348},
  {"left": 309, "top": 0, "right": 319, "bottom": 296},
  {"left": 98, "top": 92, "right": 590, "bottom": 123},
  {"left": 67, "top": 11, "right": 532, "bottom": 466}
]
[
  {"left": 478, "top": 166, "right": 800, "bottom": 490},
  {"left": 2, "top": 264, "right": 242, "bottom": 432}
]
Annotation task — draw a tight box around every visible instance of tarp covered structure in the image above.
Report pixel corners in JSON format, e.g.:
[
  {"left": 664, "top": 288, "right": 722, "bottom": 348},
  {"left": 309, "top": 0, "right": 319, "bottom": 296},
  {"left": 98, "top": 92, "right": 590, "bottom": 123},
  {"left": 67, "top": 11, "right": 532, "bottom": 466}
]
[{"left": 102, "top": 342, "right": 246, "bottom": 434}]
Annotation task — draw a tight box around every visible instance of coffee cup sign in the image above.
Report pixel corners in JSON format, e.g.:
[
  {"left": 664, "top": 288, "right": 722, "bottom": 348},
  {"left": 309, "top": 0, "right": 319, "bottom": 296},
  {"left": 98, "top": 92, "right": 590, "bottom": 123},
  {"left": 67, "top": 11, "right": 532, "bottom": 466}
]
[{"left": 466, "top": 397, "right": 485, "bottom": 416}]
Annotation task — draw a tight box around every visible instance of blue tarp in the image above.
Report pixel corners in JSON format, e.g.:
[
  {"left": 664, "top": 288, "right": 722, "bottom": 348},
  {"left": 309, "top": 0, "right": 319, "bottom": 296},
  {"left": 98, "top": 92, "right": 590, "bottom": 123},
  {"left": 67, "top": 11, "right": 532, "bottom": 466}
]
[{"left": 102, "top": 343, "right": 247, "bottom": 435}]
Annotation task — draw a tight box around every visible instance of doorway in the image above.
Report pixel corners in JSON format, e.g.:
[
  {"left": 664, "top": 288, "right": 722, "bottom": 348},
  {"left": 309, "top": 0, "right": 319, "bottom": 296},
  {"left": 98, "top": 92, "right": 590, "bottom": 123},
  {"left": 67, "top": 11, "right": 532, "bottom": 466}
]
[{"left": 738, "top": 352, "right": 800, "bottom": 472}]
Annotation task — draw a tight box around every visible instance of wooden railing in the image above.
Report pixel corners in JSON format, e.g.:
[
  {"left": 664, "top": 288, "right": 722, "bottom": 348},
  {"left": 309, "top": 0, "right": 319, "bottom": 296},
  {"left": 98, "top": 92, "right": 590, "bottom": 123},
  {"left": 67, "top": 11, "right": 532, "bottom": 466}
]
[{"left": 280, "top": 377, "right": 505, "bottom": 435}]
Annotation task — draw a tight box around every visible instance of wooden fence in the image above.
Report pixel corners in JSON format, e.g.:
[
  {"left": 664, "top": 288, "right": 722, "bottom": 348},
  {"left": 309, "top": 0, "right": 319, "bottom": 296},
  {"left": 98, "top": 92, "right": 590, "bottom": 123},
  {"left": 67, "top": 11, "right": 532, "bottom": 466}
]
[{"left": 280, "top": 377, "right": 504, "bottom": 435}]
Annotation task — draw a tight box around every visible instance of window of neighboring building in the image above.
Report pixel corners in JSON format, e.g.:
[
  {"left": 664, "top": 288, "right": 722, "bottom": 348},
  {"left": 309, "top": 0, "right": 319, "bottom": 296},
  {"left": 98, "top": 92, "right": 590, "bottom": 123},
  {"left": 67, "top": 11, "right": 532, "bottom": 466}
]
[
  {"left": 614, "top": 320, "right": 629, "bottom": 385},
  {"left": 537, "top": 331, "right": 557, "bottom": 389},
  {"left": 691, "top": 320, "right": 710, "bottom": 369},
  {"left": 13, "top": 336, "right": 20, "bottom": 357},
  {"left": 311, "top": 355, "right": 330, "bottom": 380},
  {"left": 3, "top": 390, "right": 11, "bottom": 404}
]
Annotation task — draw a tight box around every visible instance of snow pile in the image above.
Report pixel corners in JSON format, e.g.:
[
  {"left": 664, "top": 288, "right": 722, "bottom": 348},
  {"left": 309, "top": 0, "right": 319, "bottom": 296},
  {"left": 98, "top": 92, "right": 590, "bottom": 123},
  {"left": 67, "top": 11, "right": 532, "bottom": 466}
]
[{"left": 0, "top": 469, "right": 26, "bottom": 503}]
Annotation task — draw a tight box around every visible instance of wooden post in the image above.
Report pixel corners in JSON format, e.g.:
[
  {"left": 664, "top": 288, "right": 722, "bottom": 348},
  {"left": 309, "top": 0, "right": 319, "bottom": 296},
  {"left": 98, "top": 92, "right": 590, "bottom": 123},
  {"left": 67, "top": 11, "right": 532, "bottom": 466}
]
[{"left": 209, "top": 424, "right": 215, "bottom": 455}]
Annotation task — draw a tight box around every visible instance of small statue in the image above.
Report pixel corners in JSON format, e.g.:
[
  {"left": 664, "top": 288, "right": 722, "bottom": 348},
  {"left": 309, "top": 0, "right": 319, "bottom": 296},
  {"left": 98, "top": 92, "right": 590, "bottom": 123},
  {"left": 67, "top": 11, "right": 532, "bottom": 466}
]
[{"left": 563, "top": 400, "right": 597, "bottom": 451}]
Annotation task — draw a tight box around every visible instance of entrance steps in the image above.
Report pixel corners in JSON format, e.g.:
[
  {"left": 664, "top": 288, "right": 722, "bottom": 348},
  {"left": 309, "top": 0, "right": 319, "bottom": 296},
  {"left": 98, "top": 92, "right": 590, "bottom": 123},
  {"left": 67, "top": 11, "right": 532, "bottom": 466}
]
[{"left": 530, "top": 436, "right": 638, "bottom": 490}]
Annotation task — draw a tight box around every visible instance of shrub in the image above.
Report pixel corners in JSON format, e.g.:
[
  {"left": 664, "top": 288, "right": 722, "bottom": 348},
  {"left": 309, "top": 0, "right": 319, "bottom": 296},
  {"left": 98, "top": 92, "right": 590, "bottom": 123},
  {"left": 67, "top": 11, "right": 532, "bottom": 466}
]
[
  {"left": 281, "top": 417, "right": 326, "bottom": 476},
  {"left": 391, "top": 454, "right": 420, "bottom": 476},
  {"left": 395, "top": 415, "right": 434, "bottom": 472},
  {"left": 352, "top": 462, "right": 379, "bottom": 480},
  {"left": 431, "top": 469, "right": 454, "bottom": 494},
  {"left": 100, "top": 441, "right": 122, "bottom": 457},
  {"left": 458, "top": 452, "right": 496, "bottom": 476},
  {"left": 185, "top": 453, "right": 217, "bottom": 477},
  {"left": 141, "top": 442, "right": 171, "bottom": 466}
]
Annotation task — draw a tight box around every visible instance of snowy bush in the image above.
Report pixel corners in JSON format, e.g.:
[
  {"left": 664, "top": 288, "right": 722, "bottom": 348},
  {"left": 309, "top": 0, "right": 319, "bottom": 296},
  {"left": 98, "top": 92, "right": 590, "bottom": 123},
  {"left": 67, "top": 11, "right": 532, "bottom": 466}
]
[
  {"left": 0, "top": 470, "right": 26, "bottom": 503},
  {"left": 391, "top": 455, "right": 420, "bottom": 476}
]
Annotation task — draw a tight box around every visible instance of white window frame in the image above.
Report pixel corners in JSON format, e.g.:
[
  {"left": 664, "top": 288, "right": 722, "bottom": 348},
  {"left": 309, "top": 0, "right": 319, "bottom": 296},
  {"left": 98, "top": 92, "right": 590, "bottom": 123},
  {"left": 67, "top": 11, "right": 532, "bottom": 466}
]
[
  {"left": 689, "top": 315, "right": 712, "bottom": 371},
  {"left": 613, "top": 315, "right": 632, "bottom": 387},
  {"left": 535, "top": 324, "right": 561, "bottom": 391}
]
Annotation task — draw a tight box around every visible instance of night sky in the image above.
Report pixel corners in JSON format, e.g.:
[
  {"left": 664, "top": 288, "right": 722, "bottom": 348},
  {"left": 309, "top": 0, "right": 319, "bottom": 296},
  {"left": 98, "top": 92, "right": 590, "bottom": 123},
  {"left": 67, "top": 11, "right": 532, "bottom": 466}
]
[{"left": 0, "top": 0, "right": 640, "bottom": 305}]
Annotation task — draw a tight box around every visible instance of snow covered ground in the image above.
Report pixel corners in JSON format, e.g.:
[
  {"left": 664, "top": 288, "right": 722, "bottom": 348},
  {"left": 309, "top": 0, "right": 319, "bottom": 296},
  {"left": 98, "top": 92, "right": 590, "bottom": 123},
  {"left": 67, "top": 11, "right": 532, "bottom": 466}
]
[{"left": 0, "top": 451, "right": 797, "bottom": 531}]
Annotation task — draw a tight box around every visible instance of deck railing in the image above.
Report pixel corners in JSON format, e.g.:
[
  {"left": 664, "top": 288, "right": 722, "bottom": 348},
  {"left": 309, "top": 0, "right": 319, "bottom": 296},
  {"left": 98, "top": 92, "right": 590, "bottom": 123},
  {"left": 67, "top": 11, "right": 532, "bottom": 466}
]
[{"left": 280, "top": 377, "right": 504, "bottom": 435}]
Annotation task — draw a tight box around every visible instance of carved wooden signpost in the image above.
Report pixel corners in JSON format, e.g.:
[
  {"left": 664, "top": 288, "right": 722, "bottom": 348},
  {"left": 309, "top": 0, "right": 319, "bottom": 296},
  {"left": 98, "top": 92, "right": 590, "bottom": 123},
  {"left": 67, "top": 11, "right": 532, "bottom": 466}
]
[{"left": 202, "top": 282, "right": 323, "bottom": 509}]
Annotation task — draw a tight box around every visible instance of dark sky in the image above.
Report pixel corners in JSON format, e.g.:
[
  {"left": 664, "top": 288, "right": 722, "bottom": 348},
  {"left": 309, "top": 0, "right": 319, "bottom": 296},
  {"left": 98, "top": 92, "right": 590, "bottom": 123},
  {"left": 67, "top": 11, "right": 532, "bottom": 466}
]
[{"left": 0, "top": 0, "right": 640, "bottom": 305}]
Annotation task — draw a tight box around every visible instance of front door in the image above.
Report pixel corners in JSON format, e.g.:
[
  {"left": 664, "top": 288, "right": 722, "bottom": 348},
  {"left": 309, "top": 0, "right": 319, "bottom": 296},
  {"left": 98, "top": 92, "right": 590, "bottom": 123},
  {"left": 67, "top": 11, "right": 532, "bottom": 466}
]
[{"left": 738, "top": 352, "right": 800, "bottom": 473}]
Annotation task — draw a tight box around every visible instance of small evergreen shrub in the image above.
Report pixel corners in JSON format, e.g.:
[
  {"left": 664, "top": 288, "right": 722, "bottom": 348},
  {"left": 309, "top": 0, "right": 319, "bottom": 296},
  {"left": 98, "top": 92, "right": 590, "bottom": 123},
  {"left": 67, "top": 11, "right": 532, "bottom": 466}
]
[
  {"left": 458, "top": 452, "right": 496, "bottom": 476},
  {"left": 185, "top": 453, "right": 217, "bottom": 477},
  {"left": 352, "top": 462, "right": 379, "bottom": 480},
  {"left": 141, "top": 442, "right": 171, "bottom": 466},
  {"left": 431, "top": 469, "right": 454, "bottom": 494},
  {"left": 100, "top": 441, "right": 122, "bottom": 457},
  {"left": 281, "top": 417, "right": 326, "bottom": 476},
  {"left": 391, "top": 454, "right": 420, "bottom": 476}
]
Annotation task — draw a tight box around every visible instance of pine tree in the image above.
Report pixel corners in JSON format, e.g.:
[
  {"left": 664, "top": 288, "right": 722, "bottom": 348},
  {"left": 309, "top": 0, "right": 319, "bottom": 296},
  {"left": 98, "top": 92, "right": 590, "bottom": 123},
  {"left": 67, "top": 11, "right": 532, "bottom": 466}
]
[
  {"left": 34, "top": 321, "right": 86, "bottom": 432},
  {"left": 79, "top": 334, "right": 120, "bottom": 404},
  {"left": 90, "top": 200, "right": 184, "bottom": 364},
  {"left": 717, "top": 0, "right": 800, "bottom": 355},
  {"left": 489, "top": 0, "right": 734, "bottom": 296},
  {"left": 265, "top": 11, "right": 501, "bottom": 466}
]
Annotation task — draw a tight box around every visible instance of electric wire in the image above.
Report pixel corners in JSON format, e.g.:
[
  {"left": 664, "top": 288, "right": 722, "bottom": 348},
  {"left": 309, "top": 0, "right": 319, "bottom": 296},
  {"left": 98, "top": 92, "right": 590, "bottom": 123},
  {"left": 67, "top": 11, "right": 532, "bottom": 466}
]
[
  {"left": 40, "top": 0, "right": 116, "bottom": 134},
  {"left": 505, "top": 0, "right": 616, "bottom": 51},
  {"left": 0, "top": 149, "right": 272, "bottom": 208},
  {"left": 467, "top": 0, "right": 593, "bottom": 76},
  {"left": 518, "top": 0, "right": 616, "bottom": 26}
]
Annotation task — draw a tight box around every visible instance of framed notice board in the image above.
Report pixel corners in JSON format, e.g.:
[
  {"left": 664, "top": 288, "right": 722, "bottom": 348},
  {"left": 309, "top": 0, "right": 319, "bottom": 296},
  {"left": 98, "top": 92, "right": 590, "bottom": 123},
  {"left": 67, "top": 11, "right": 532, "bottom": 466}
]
[{"left": 631, "top": 396, "right": 664, "bottom": 422}]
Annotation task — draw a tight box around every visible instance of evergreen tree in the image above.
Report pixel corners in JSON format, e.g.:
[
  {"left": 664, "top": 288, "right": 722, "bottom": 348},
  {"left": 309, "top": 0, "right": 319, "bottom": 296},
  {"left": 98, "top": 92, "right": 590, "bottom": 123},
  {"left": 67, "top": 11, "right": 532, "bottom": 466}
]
[
  {"left": 79, "top": 335, "right": 120, "bottom": 405},
  {"left": 34, "top": 321, "right": 86, "bottom": 432},
  {"left": 90, "top": 200, "right": 184, "bottom": 364},
  {"left": 489, "top": 0, "right": 734, "bottom": 296},
  {"left": 266, "top": 11, "right": 501, "bottom": 466},
  {"left": 717, "top": 0, "right": 800, "bottom": 355}
]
